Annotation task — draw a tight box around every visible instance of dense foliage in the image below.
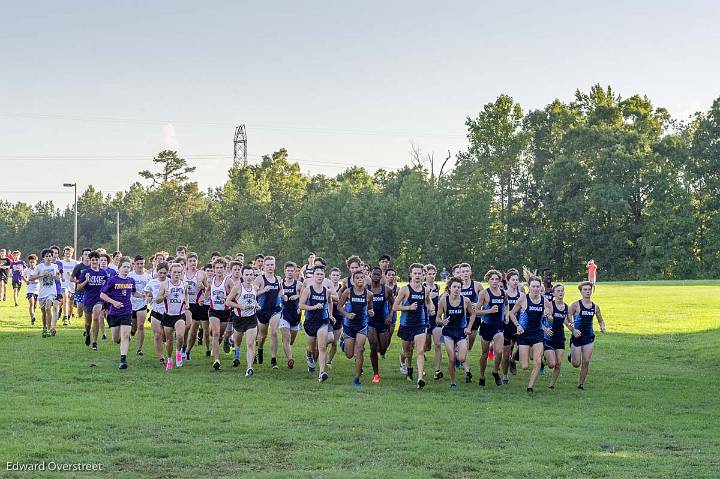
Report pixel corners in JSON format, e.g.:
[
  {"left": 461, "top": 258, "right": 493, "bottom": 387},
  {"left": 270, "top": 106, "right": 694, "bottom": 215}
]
[{"left": 2, "top": 86, "right": 718, "bottom": 280}]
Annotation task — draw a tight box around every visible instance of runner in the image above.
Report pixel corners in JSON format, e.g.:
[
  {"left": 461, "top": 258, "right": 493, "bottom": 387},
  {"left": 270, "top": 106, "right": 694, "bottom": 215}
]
[
  {"left": 76, "top": 251, "right": 109, "bottom": 350},
  {"left": 182, "top": 252, "right": 207, "bottom": 361},
  {"left": 423, "top": 264, "right": 443, "bottom": 381},
  {"left": 378, "top": 254, "right": 391, "bottom": 283},
  {"left": 326, "top": 266, "right": 343, "bottom": 366},
  {"left": 175, "top": 245, "right": 187, "bottom": 261},
  {"left": 336, "top": 270, "right": 374, "bottom": 386},
  {"left": 508, "top": 276, "right": 553, "bottom": 393},
  {"left": 144, "top": 262, "right": 169, "bottom": 365},
  {"left": 392, "top": 263, "right": 436, "bottom": 389},
  {"left": 367, "top": 266, "right": 394, "bottom": 383},
  {"left": 99, "top": 257, "right": 142, "bottom": 370},
  {"left": 0, "top": 248, "right": 11, "bottom": 301},
  {"left": 225, "top": 265, "right": 260, "bottom": 377},
  {"left": 568, "top": 281, "right": 606, "bottom": 389},
  {"left": 208, "top": 258, "right": 233, "bottom": 370},
  {"left": 10, "top": 250, "right": 26, "bottom": 307},
  {"left": 298, "top": 265, "right": 335, "bottom": 382},
  {"left": 60, "top": 246, "right": 78, "bottom": 325},
  {"left": 71, "top": 248, "right": 91, "bottom": 319},
  {"left": 384, "top": 268, "right": 402, "bottom": 371},
  {"left": 300, "top": 251, "right": 316, "bottom": 279},
  {"left": 541, "top": 268, "right": 554, "bottom": 302},
  {"left": 254, "top": 256, "right": 283, "bottom": 368},
  {"left": 157, "top": 263, "right": 189, "bottom": 371},
  {"left": 500, "top": 269, "right": 522, "bottom": 384},
  {"left": 459, "top": 263, "right": 483, "bottom": 352},
  {"left": 49, "top": 245, "right": 64, "bottom": 328},
  {"left": 475, "top": 270, "right": 507, "bottom": 386},
  {"left": 544, "top": 283, "right": 570, "bottom": 389},
  {"left": 436, "top": 277, "right": 476, "bottom": 389},
  {"left": 22, "top": 254, "right": 39, "bottom": 323},
  {"left": 128, "top": 255, "right": 151, "bottom": 356},
  {"left": 279, "top": 261, "right": 302, "bottom": 369},
  {"left": 30, "top": 249, "right": 61, "bottom": 337}
]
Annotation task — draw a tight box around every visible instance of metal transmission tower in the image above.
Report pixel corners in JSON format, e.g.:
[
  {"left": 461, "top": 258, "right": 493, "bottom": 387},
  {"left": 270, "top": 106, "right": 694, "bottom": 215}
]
[{"left": 233, "top": 125, "right": 247, "bottom": 166}]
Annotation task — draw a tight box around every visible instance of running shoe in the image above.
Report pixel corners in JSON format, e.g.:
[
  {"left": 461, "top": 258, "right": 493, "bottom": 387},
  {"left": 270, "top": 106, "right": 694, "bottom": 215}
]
[
  {"left": 527, "top": 387, "right": 534, "bottom": 394},
  {"left": 184, "top": 351, "right": 190, "bottom": 361},
  {"left": 233, "top": 358, "right": 240, "bottom": 368},
  {"left": 492, "top": 372, "right": 502, "bottom": 386},
  {"left": 502, "top": 376, "right": 509, "bottom": 385},
  {"left": 287, "top": 358, "right": 295, "bottom": 369},
  {"left": 478, "top": 378, "right": 486, "bottom": 387},
  {"left": 353, "top": 377, "right": 361, "bottom": 387},
  {"left": 212, "top": 360, "right": 221, "bottom": 370},
  {"left": 372, "top": 374, "right": 380, "bottom": 383},
  {"left": 548, "top": 385, "right": 555, "bottom": 390},
  {"left": 137, "top": 349, "right": 144, "bottom": 356},
  {"left": 102, "top": 334, "right": 107, "bottom": 340},
  {"left": 62, "top": 318, "right": 69, "bottom": 326},
  {"left": 319, "top": 372, "right": 329, "bottom": 382},
  {"left": 31, "top": 316, "right": 36, "bottom": 325},
  {"left": 454, "top": 358, "right": 461, "bottom": 369},
  {"left": 42, "top": 329, "right": 48, "bottom": 338},
  {"left": 577, "top": 384, "right": 584, "bottom": 390},
  {"left": 433, "top": 369, "right": 443, "bottom": 380},
  {"left": 50, "top": 329, "right": 56, "bottom": 337},
  {"left": 119, "top": 361, "right": 128, "bottom": 370},
  {"left": 206, "top": 349, "right": 211, "bottom": 357},
  {"left": 92, "top": 342, "right": 98, "bottom": 351},
  {"left": 223, "top": 338, "right": 230, "bottom": 354},
  {"left": 166, "top": 359, "right": 174, "bottom": 371},
  {"left": 399, "top": 359, "right": 408, "bottom": 376},
  {"left": 450, "top": 383, "right": 457, "bottom": 390},
  {"left": 417, "top": 378, "right": 426, "bottom": 389},
  {"left": 271, "top": 357, "right": 278, "bottom": 369},
  {"left": 245, "top": 368, "right": 254, "bottom": 378},
  {"left": 85, "top": 334, "right": 91, "bottom": 347},
  {"left": 464, "top": 370, "right": 473, "bottom": 383},
  {"left": 175, "top": 352, "right": 183, "bottom": 368}
]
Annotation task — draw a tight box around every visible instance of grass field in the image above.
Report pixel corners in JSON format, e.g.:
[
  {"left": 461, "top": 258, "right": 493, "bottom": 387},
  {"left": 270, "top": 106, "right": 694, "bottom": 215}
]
[{"left": 1, "top": 280, "right": 720, "bottom": 478}]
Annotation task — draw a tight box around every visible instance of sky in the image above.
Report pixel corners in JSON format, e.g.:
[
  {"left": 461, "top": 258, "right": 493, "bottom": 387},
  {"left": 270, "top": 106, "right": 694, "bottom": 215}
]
[{"left": 1, "top": 1, "right": 718, "bottom": 207}]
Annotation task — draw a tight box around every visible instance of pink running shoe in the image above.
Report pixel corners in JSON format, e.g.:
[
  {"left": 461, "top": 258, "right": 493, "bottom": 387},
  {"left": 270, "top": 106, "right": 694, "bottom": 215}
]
[
  {"left": 175, "top": 351, "right": 183, "bottom": 368},
  {"left": 372, "top": 374, "right": 381, "bottom": 383},
  {"left": 166, "top": 358, "right": 174, "bottom": 371}
]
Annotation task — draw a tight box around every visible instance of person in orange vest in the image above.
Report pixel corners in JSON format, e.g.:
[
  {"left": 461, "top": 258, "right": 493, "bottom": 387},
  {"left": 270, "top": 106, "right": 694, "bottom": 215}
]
[{"left": 585, "top": 260, "right": 598, "bottom": 289}]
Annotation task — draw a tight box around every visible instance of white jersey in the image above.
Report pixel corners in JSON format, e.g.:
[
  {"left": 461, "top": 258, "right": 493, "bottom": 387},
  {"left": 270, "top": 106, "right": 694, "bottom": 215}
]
[
  {"left": 144, "top": 278, "right": 167, "bottom": 314},
  {"left": 24, "top": 268, "right": 39, "bottom": 295},
  {"left": 203, "top": 273, "right": 214, "bottom": 306},
  {"left": 128, "top": 271, "right": 151, "bottom": 311},
  {"left": 184, "top": 270, "right": 201, "bottom": 304},
  {"left": 165, "top": 279, "right": 186, "bottom": 316},
  {"left": 37, "top": 263, "right": 59, "bottom": 298},
  {"left": 61, "top": 259, "right": 78, "bottom": 292},
  {"left": 237, "top": 283, "right": 258, "bottom": 318},
  {"left": 209, "top": 277, "right": 228, "bottom": 310}
]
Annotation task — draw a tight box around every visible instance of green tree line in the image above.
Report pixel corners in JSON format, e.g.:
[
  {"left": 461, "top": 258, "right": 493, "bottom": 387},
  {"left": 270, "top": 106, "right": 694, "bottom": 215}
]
[{"left": 2, "top": 85, "right": 719, "bottom": 280}]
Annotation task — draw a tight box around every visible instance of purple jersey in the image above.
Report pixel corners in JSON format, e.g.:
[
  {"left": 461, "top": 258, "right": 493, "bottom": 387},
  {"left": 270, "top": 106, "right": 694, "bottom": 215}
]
[
  {"left": 101, "top": 275, "right": 136, "bottom": 316},
  {"left": 81, "top": 268, "right": 108, "bottom": 307},
  {"left": 105, "top": 268, "right": 117, "bottom": 278},
  {"left": 54, "top": 260, "right": 64, "bottom": 294},
  {"left": 11, "top": 261, "right": 26, "bottom": 282}
]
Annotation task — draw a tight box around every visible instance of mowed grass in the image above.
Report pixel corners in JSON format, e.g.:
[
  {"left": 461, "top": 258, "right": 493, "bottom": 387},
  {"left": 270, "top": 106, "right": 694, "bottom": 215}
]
[{"left": 1, "top": 281, "right": 719, "bottom": 479}]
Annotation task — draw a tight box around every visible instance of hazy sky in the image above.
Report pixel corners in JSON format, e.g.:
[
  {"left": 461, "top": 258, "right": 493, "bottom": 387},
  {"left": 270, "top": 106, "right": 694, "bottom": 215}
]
[{"left": 1, "top": 1, "right": 718, "bottom": 207}]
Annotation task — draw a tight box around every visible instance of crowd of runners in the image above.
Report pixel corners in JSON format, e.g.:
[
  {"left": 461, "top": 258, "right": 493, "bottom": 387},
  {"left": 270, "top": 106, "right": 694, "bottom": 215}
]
[{"left": 0, "top": 246, "right": 605, "bottom": 392}]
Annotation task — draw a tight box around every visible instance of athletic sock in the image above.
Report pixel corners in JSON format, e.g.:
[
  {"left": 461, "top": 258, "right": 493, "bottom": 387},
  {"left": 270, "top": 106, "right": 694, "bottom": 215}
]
[
  {"left": 234, "top": 347, "right": 241, "bottom": 360},
  {"left": 120, "top": 355, "right": 127, "bottom": 363}
]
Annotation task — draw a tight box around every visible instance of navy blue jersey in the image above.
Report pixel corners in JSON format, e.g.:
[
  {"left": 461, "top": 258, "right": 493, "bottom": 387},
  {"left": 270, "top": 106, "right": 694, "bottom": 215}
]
[
  {"left": 424, "top": 282, "right": 440, "bottom": 327},
  {"left": 507, "top": 288, "right": 521, "bottom": 311},
  {"left": 258, "top": 275, "right": 281, "bottom": 311},
  {"left": 304, "top": 265, "right": 315, "bottom": 279},
  {"left": 460, "top": 280, "right": 478, "bottom": 303},
  {"left": 544, "top": 301, "right": 567, "bottom": 341},
  {"left": 305, "top": 285, "right": 327, "bottom": 322},
  {"left": 524, "top": 294, "right": 544, "bottom": 334},
  {"left": 370, "top": 285, "right": 389, "bottom": 322},
  {"left": 574, "top": 301, "right": 595, "bottom": 338},
  {"left": 344, "top": 287, "right": 369, "bottom": 328},
  {"left": 444, "top": 295, "right": 467, "bottom": 330},
  {"left": 543, "top": 288, "right": 554, "bottom": 303},
  {"left": 481, "top": 287, "right": 505, "bottom": 325},
  {"left": 281, "top": 280, "right": 300, "bottom": 325},
  {"left": 399, "top": 284, "right": 426, "bottom": 328}
]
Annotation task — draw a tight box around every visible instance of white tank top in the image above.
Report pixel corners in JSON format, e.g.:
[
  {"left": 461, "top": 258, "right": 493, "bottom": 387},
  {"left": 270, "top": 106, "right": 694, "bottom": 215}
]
[
  {"left": 165, "top": 279, "right": 186, "bottom": 316},
  {"left": 184, "top": 270, "right": 199, "bottom": 304},
  {"left": 210, "top": 277, "right": 227, "bottom": 310},
  {"left": 237, "top": 283, "right": 257, "bottom": 318}
]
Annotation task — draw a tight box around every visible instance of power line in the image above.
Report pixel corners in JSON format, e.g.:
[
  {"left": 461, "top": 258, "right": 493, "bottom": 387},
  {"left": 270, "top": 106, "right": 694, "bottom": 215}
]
[{"left": 0, "top": 112, "right": 466, "bottom": 140}]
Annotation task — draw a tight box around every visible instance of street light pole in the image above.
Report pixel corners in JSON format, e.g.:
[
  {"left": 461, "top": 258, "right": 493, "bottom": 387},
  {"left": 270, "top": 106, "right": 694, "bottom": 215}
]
[{"left": 63, "top": 183, "right": 78, "bottom": 259}]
